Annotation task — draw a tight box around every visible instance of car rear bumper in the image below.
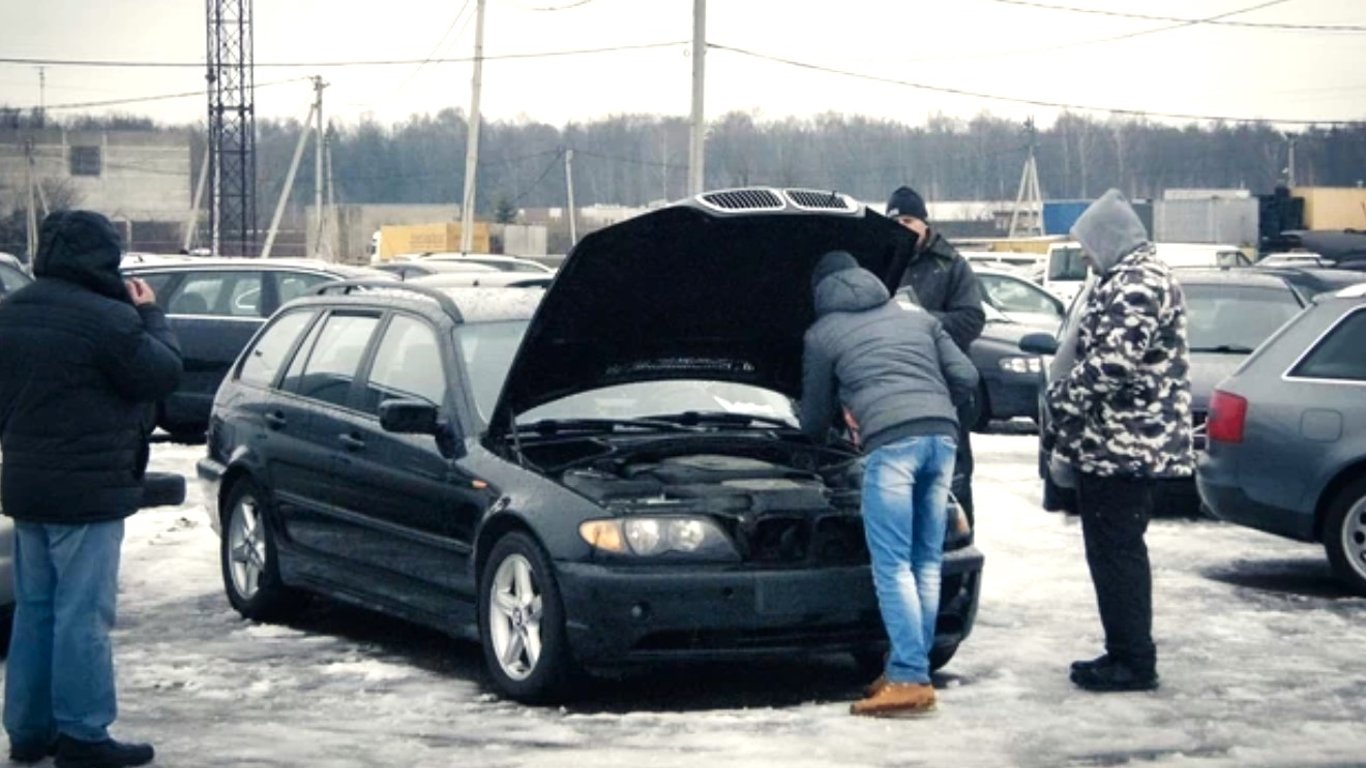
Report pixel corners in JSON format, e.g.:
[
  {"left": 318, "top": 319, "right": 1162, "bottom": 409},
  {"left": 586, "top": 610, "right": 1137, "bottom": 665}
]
[
  {"left": 197, "top": 457, "right": 226, "bottom": 536},
  {"left": 1197, "top": 455, "right": 1315, "bottom": 542},
  {"left": 556, "top": 545, "right": 983, "bottom": 667}
]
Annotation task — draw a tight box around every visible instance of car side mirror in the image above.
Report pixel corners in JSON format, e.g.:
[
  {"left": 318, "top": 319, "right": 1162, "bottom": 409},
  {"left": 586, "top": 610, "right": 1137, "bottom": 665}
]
[
  {"left": 1019, "top": 331, "right": 1059, "bottom": 356},
  {"left": 378, "top": 399, "right": 466, "bottom": 459}
]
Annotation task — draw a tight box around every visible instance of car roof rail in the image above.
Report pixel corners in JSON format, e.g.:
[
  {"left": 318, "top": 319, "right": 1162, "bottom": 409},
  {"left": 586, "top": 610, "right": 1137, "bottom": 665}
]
[{"left": 312, "top": 279, "right": 464, "bottom": 321}]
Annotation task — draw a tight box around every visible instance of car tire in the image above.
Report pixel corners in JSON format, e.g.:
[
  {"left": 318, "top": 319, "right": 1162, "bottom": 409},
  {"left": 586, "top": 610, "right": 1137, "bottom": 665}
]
[
  {"left": 220, "top": 478, "right": 308, "bottom": 622},
  {"left": 930, "top": 642, "right": 959, "bottom": 672},
  {"left": 1323, "top": 476, "right": 1366, "bottom": 596},
  {"left": 478, "top": 531, "right": 578, "bottom": 704}
]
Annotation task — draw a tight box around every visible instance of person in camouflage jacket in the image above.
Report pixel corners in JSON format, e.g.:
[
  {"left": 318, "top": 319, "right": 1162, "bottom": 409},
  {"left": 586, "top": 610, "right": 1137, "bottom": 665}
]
[{"left": 1045, "top": 188, "right": 1193, "bottom": 693}]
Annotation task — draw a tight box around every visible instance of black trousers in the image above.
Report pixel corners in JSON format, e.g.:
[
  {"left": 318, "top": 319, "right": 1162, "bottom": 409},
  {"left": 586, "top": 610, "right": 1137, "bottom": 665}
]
[
  {"left": 952, "top": 400, "right": 976, "bottom": 523},
  {"left": 1077, "top": 473, "right": 1157, "bottom": 672}
]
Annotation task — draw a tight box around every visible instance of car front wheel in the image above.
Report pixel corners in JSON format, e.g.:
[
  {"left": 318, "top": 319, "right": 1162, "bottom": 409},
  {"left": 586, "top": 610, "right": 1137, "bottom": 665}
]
[
  {"left": 220, "top": 478, "right": 307, "bottom": 622},
  {"left": 478, "top": 532, "right": 577, "bottom": 704},
  {"left": 1324, "top": 477, "right": 1366, "bottom": 596}
]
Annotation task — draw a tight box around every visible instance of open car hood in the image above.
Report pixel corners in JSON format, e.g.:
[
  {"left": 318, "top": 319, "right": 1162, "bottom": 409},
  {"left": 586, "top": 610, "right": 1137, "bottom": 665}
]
[{"left": 492, "top": 189, "right": 915, "bottom": 429}]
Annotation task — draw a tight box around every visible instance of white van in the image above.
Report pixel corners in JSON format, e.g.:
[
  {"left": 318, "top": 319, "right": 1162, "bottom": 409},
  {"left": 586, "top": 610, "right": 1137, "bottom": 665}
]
[{"left": 1043, "top": 241, "right": 1251, "bottom": 303}]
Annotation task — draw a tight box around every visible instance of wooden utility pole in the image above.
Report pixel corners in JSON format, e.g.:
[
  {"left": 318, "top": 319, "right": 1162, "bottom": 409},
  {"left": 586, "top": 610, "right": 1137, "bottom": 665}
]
[
  {"left": 688, "top": 0, "right": 706, "bottom": 196},
  {"left": 313, "top": 76, "right": 328, "bottom": 258},
  {"left": 460, "top": 0, "right": 486, "bottom": 253},
  {"left": 564, "top": 149, "right": 578, "bottom": 247}
]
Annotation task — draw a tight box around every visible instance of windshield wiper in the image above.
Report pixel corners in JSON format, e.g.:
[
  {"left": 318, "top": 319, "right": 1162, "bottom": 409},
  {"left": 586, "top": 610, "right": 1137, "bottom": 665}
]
[
  {"left": 644, "top": 410, "right": 799, "bottom": 430},
  {"left": 515, "top": 417, "right": 698, "bottom": 435},
  {"left": 1189, "top": 344, "right": 1255, "bottom": 354}
]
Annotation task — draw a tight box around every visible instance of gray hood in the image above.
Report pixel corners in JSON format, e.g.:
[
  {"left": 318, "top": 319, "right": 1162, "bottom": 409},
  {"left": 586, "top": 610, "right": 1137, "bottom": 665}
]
[
  {"left": 813, "top": 265, "right": 890, "bottom": 316},
  {"left": 1070, "top": 188, "right": 1149, "bottom": 275}
]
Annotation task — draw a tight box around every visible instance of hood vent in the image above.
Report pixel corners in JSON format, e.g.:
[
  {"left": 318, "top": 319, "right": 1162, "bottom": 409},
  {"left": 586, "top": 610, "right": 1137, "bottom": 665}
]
[
  {"left": 699, "top": 189, "right": 784, "bottom": 212},
  {"left": 785, "top": 189, "right": 856, "bottom": 212}
]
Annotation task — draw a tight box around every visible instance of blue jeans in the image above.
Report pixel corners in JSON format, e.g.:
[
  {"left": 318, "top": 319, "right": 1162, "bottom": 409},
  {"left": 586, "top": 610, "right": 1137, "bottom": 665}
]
[
  {"left": 861, "top": 435, "right": 957, "bottom": 685},
  {"left": 4, "top": 520, "right": 124, "bottom": 745}
]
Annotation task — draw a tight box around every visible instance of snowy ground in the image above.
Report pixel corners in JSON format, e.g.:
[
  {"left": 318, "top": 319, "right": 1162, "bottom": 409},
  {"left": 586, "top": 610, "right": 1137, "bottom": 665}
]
[{"left": 5, "top": 432, "right": 1364, "bottom": 768}]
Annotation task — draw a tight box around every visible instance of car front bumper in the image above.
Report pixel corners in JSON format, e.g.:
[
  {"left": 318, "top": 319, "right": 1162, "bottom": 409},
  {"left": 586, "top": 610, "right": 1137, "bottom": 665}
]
[
  {"left": 983, "top": 371, "right": 1041, "bottom": 421},
  {"left": 556, "top": 544, "right": 984, "bottom": 667},
  {"left": 197, "top": 456, "right": 225, "bottom": 536}
]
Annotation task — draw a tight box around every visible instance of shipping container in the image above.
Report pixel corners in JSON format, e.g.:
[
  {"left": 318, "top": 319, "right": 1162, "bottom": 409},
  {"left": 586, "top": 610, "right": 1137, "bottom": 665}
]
[
  {"left": 377, "top": 222, "right": 491, "bottom": 261},
  {"left": 1153, "top": 197, "right": 1259, "bottom": 246},
  {"left": 1042, "top": 200, "right": 1091, "bottom": 236},
  {"left": 1291, "top": 187, "right": 1366, "bottom": 230}
]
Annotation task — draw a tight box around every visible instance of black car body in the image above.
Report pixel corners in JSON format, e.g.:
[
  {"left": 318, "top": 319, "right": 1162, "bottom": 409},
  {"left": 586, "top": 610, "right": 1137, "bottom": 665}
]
[
  {"left": 962, "top": 268, "right": 1063, "bottom": 430},
  {"left": 121, "top": 258, "right": 395, "bottom": 440},
  {"left": 197, "top": 188, "right": 985, "bottom": 703},
  {"left": 1023, "top": 267, "right": 1307, "bottom": 514}
]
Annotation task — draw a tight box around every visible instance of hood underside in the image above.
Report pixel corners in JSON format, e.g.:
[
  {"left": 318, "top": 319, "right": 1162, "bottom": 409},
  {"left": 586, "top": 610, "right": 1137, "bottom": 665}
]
[{"left": 493, "top": 191, "right": 913, "bottom": 425}]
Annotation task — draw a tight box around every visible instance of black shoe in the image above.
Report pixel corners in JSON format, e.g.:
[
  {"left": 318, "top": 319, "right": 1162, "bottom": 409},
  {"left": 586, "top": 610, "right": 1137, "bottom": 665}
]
[
  {"left": 9, "top": 739, "right": 56, "bottom": 764},
  {"left": 54, "top": 736, "right": 154, "bottom": 768},
  {"left": 1069, "top": 653, "right": 1111, "bottom": 674},
  {"left": 1070, "top": 660, "right": 1159, "bottom": 692}
]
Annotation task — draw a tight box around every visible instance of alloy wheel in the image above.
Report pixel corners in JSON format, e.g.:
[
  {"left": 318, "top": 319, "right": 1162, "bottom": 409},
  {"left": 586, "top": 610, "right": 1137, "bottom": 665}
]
[
  {"left": 487, "top": 553, "right": 544, "bottom": 681},
  {"left": 1339, "top": 496, "right": 1366, "bottom": 583},
  {"left": 227, "top": 495, "right": 267, "bottom": 601}
]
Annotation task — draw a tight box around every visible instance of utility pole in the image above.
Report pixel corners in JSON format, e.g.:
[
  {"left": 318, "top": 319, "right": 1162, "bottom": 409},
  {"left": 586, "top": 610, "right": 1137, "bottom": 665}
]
[
  {"left": 1287, "top": 133, "right": 1297, "bottom": 187},
  {"left": 460, "top": 0, "right": 486, "bottom": 254},
  {"left": 312, "top": 76, "right": 327, "bottom": 258},
  {"left": 36, "top": 66, "right": 45, "bottom": 127},
  {"left": 688, "top": 0, "right": 706, "bottom": 196},
  {"left": 324, "top": 126, "right": 336, "bottom": 260},
  {"left": 24, "top": 138, "right": 38, "bottom": 259},
  {"left": 1008, "top": 118, "right": 1044, "bottom": 238},
  {"left": 564, "top": 148, "right": 578, "bottom": 247},
  {"left": 184, "top": 144, "right": 211, "bottom": 252},
  {"left": 260, "top": 101, "right": 318, "bottom": 259}
]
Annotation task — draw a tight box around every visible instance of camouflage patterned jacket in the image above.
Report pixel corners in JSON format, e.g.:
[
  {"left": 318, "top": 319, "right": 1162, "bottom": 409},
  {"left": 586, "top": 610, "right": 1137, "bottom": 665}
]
[{"left": 1045, "top": 244, "right": 1195, "bottom": 478}]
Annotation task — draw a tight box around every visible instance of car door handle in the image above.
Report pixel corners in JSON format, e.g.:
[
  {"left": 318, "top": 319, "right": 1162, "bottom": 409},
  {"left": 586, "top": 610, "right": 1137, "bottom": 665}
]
[
  {"left": 338, "top": 433, "right": 366, "bottom": 452},
  {"left": 264, "top": 412, "right": 287, "bottom": 430}
]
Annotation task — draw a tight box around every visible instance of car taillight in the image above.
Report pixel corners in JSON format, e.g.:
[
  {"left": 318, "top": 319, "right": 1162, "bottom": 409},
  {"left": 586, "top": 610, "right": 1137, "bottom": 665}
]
[{"left": 1206, "top": 390, "right": 1248, "bottom": 444}]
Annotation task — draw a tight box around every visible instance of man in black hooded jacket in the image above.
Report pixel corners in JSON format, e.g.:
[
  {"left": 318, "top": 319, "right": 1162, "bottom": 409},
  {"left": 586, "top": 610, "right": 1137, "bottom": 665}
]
[
  {"left": 886, "top": 186, "right": 985, "bottom": 519},
  {"left": 0, "top": 210, "right": 181, "bottom": 768}
]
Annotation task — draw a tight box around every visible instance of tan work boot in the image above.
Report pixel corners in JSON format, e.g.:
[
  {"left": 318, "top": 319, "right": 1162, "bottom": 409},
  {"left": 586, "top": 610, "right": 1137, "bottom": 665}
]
[
  {"left": 864, "top": 674, "right": 888, "bottom": 698},
  {"left": 850, "top": 682, "right": 937, "bottom": 717}
]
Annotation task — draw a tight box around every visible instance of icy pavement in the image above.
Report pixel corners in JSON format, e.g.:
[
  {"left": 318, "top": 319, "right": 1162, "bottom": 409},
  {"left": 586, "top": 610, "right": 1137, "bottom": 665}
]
[{"left": 4, "top": 433, "right": 1363, "bottom": 767}]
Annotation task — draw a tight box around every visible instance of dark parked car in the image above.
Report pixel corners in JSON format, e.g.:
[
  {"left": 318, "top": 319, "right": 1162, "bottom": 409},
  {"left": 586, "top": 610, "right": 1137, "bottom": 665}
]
[
  {"left": 1197, "top": 283, "right": 1366, "bottom": 595},
  {"left": 1023, "top": 267, "right": 1308, "bottom": 514},
  {"left": 965, "top": 267, "right": 1064, "bottom": 430},
  {"left": 121, "top": 258, "right": 395, "bottom": 441},
  {"left": 197, "top": 188, "right": 984, "bottom": 703}
]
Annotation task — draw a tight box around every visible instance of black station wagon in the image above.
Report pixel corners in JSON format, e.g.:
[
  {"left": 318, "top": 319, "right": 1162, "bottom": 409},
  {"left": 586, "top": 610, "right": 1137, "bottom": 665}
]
[{"left": 197, "top": 188, "right": 985, "bottom": 703}]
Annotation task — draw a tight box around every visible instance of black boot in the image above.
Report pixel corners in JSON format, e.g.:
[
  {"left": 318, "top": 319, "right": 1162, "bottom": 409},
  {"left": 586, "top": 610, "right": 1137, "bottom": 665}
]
[
  {"left": 9, "top": 739, "right": 57, "bottom": 764},
  {"left": 1069, "top": 653, "right": 1110, "bottom": 674},
  {"left": 1070, "top": 660, "right": 1158, "bottom": 692},
  {"left": 54, "top": 736, "right": 154, "bottom": 768}
]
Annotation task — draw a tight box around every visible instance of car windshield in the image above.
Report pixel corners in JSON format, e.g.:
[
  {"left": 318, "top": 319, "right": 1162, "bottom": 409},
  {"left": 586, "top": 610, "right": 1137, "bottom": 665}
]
[
  {"left": 1048, "top": 246, "right": 1088, "bottom": 280},
  {"left": 455, "top": 320, "right": 531, "bottom": 420},
  {"left": 1185, "top": 284, "right": 1302, "bottom": 353}
]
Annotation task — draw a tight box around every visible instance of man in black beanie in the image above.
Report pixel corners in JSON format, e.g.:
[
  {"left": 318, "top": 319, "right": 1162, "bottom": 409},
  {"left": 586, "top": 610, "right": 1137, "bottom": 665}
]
[{"left": 885, "top": 185, "right": 985, "bottom": 519}]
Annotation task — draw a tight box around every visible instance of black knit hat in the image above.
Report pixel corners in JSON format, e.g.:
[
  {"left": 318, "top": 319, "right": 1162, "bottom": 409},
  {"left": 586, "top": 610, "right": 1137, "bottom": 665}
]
[
  {"left": 885, "top": 186, "right": 928, "bottom": 221},
  {"left": 811, "top": 249, "right": 858, "bottom": 290}
]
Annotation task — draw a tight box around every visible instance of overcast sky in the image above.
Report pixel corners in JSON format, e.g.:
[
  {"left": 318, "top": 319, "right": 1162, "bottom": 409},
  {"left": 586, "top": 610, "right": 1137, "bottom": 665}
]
[{"left": 1, "top": 0, "right": 1364, "bottom": 130}]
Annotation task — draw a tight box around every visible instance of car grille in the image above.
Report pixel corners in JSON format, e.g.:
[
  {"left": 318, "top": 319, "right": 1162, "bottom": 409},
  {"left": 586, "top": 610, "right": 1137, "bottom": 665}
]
[
  {"left": 734, "top": 513, "right": 868, "bottom": 566},
  {"left": 784, "top": 189, "right": 856, "bottom": 211},
  {"left": 699, "top": 189, "right": 784, "bottom": 211},
  {"left": 633, "top": 622, "right": 884, "bottom": 653}
]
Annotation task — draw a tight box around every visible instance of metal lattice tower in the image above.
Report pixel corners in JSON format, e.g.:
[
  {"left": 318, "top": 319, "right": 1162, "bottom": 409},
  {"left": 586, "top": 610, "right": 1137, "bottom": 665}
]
[{"left": 205, "top": 0, "right": 256, "bottom": 257}]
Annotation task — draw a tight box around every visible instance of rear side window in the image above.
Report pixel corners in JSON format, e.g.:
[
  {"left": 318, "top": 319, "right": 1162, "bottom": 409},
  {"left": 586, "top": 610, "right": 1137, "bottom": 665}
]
[
  {"left": 360, "top": 315, "right": 447, "bottom": 414},
  {"left": 288, "top": 313, "right": 381, "bottom": 408},
  {"left": 1291, "top": 308, "right": 1366, "bottom": 382},
  {"left": 274, "top": 271, "right": 335, "bottom": 306},
  {"left": 166, "top": 271, "right": 262, "bottom": 317},
  {"left": 239, "top": 310, "right": 315, "bottom": 387}
]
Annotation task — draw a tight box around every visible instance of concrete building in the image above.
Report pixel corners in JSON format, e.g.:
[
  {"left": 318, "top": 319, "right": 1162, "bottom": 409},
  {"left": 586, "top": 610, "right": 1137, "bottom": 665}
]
[{"left": 0, "top": 127, "right": 193, "bottom": 254}]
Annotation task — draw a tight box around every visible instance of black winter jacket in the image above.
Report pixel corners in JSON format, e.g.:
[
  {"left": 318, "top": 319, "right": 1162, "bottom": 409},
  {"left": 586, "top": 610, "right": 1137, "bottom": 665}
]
[
  {"left": 0, "top": 211, "right": 183, "bottom": 523},
  {"left": 895, "top": 231, "right": 985, "bottom": 352}
]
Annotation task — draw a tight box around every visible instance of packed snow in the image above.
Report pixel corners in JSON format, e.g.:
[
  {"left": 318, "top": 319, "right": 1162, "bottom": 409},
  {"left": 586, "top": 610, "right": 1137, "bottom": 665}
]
[{"left": 5, "top": 432, "right": 1363, "bottom": 767}]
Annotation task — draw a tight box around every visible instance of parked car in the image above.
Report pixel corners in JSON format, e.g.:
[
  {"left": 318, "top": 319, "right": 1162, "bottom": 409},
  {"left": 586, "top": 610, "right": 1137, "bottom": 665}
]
[
  {"left": 1022, "top": 267, "right": 1307, "bottom": 514},
  {"left": 1262, "top": 230, "right": 1366, "bottom": 270},
  {"left": 1248, "top": 264, "right": 1366, "bottom": 302},
  {"left": 1197, "top": 283, "right": 1366, "bottom": 595},
  {"left": 120, "top": 258, "right": 396, "bottom": 441},
  {"left": 409, "top": 252, "right": 555, "bottom": 274},
  {"left": 1042, "top": 241, "right": 1251, "bottom": 305},
  {"left": 410, "top": 270, "right": 555, "bottom": 290},
  {"left": 975, "top": 265, "right": 1065, "bottom": 328},
  {"left": 372, "top": 260, "right": 501, "bottom": 280},
  {"left": 197, "top": 187, "right": 985, "bottom": 703}
]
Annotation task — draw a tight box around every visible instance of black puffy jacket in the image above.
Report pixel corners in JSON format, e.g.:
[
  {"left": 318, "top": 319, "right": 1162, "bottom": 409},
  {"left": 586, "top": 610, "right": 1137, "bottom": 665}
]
[
  {"left": 0, "top": 211, "right": 183, "bottom": 523},
  {"left": 895, "top": 231, "right": 986, "bottom": 352}
]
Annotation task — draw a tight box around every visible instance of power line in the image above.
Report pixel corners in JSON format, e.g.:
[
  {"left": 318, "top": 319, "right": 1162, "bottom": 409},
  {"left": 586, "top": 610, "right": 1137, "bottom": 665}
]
[
  {"left": 0, "top": 41, "right": 686, "bottom": 70},
  {"left": 709, "top": 43, "right": 1363, "bottom": 126},
  {"left": 983, "top": 0, "right": 1366, "bottom": 31},
  {"left": 12, "top": 77, "right": 308, "bottom": 111},
  {"left": 1035, "top": 0, "right": 1293, "bottom": 49}
]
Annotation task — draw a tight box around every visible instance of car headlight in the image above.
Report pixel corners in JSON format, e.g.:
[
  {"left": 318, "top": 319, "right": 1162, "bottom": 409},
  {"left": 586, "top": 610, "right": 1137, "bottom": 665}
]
[
  {"left": 579, "top": 516, "right": 737, "bottom": 559},
  {"left": 997, "top": 356, "right": 1043, "bottom": 374}
]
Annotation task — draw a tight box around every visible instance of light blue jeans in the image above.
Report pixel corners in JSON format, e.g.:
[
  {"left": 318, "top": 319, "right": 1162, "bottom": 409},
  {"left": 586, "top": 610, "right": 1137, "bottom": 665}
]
[
  {"left": 861, "top": 435, "right": 957, "bottom": 685},
  {"left": 4, "top": 520, "right": 124, "bottom": 746}
]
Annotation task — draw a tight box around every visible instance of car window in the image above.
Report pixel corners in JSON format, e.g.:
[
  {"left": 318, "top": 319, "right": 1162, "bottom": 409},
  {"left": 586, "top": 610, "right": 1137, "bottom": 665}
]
[
  {"left": 238, "top": 310, "right": 316, "bottom": 387},
  {"left": 1048, "top": 246, "right": 1088, "bottom": 281},
  {"left": 274, "top": 271, "right": 336, "bottom": 306},
  {"left": 166, "top": 271, "right": 261, "bottom": 317},
  {"left": 287, "top": 312, "right": 381, "bottom": 408},
  {"left": 1184, "top": 284, "right": 1302, "bottom": 353},
  {"left": 135, "top": 272, "right": 176, "bottom": 299},
  {"left": 455, "top": 320, "right": 531, "bottom": 420},
  {"left": 979, "top": 273, "right": 1062, "bottom": 317},
  {"left": 1291, "top": 308, "right": 1366, "bottom": 381},
  {"left": 361, "top": 314, "right": 447, "bottom": 413}
]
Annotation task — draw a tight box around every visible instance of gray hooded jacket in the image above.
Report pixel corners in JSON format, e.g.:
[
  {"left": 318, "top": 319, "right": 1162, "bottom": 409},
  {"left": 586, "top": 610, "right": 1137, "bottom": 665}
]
[
  {"left": 1045, "top": 189, "right": 1194, "bottom": 478},
  {"left": 800, "top": 263, "right": 978, "bottom": 453}
]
